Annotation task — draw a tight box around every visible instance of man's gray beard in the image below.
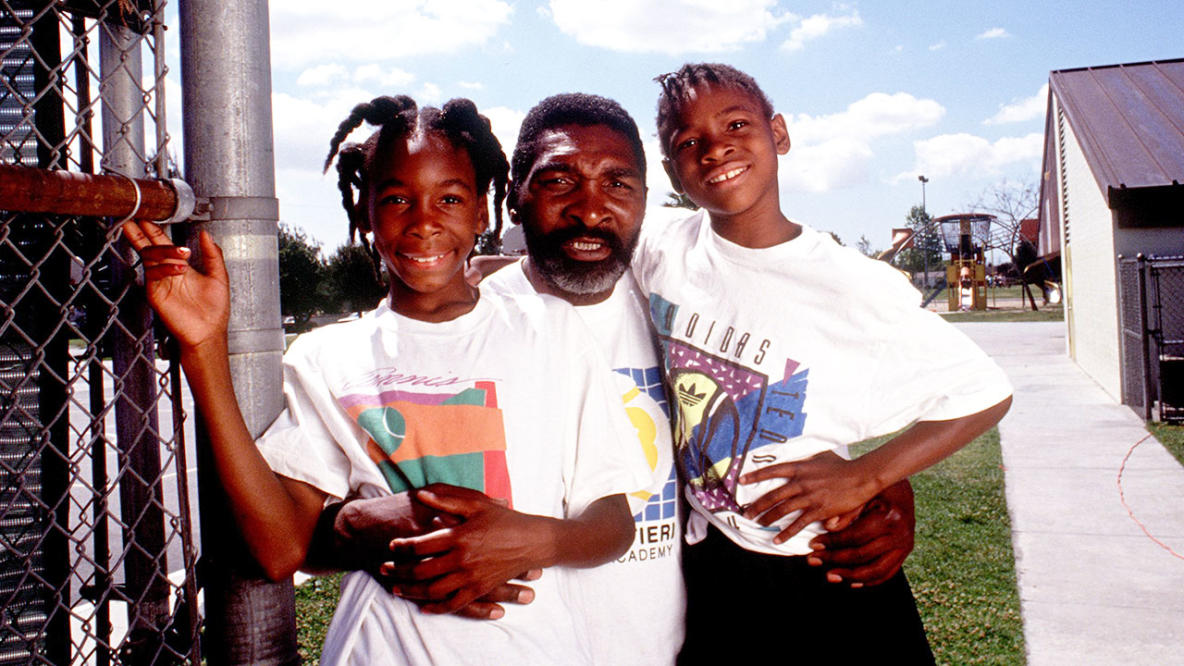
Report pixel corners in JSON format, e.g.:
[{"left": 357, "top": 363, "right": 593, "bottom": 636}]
[{"left": 533, "top": 255, "right": 628, "bottom": 295}]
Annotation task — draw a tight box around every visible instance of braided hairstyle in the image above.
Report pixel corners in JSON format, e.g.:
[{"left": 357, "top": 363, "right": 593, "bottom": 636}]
[
  {"left": 653, "top": 63, "right": 774, "bottom": 158},
  {"left": 323, "top": 95, "right": 510, "bottom": 277}
]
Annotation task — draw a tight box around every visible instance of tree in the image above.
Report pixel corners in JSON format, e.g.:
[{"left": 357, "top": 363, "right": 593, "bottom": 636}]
[
  {"left": 894, "top": 205, "right": 942, "bottom": 280},
  {"left": 278, "top": 223, "right": 326, "bottom": 328},
  {"left": 855, "top": 234, "right": 879, "bottom": 258},
  {"left": 326, "top": 243, "right": 386, "bottom": 316},
  {"left": 970, "top": 178, "right": 1038, "bottom": 272}
]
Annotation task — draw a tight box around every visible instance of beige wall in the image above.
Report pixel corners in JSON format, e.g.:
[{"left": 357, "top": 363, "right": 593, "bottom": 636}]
[{"left": 1058, "top": 101, "right": 1122, "bottom": 400}]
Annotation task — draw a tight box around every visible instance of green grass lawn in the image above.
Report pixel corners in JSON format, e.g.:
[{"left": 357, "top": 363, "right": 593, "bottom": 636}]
[
  {"left": 297, "top": 429, "right": 1025, "bottom": 664},
  {"left": 940, "top": 303, "right": 1063, "bottom": 323},
  {"left": 901, "top": 429, "right": 1025, "bottom": 664},
  {"left": 1149, "top": 422, "right": 1184, "bottom": 467}
]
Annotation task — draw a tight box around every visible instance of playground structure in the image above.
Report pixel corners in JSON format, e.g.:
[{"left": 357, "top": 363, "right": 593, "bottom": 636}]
[{"left": 935, "top": 213, "right": 995, "bottom": 311}]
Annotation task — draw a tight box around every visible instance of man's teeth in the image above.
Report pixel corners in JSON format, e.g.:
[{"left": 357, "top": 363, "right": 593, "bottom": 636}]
[
  {"left": 406, "top": 252, "right": 447, "bottom": 263},
  {"left": 708, "top": 167, "right": 746, "bottom": 184},
  {"left": 570, "top": 240, "right": 603, "bottom": 251}
]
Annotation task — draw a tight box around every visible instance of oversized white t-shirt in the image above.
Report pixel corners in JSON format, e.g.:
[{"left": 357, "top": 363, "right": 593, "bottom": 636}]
[
  {"left": 486, "top": 261, "right": 686, "bottom": 666},
  {"left": 632, "top": 211, "right": 1013, "bottom": 556},
  {"left": 256, "top": 289, "right": 650, "bottom": 666}
]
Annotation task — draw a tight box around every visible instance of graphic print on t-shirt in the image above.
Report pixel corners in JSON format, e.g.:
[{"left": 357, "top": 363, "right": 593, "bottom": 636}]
[
  {"left": 613, "top": 366, "right": 680, "bottom": 564},
  {"left": 337, "top": 379, "right": 512, "bottom": 504},
  {"left": 648, "top": 293, "right": 808, "bottom": 515}
]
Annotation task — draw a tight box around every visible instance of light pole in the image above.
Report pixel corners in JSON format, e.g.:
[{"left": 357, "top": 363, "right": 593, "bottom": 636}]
[{"left": 918, "top": 175, "right": 929, "bottom": 288}]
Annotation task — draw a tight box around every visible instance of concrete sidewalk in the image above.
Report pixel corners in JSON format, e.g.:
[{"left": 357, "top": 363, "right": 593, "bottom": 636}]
[{"left": 957, "top": 322, "right": 1184, "bottom": 665}]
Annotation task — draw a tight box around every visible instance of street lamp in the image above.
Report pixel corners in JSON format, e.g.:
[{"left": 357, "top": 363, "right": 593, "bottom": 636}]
[{"left": 918, "top": 175, "right": 930, "bottom": 288}]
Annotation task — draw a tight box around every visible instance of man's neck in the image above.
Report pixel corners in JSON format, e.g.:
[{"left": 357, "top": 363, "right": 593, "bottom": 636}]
[{"left": 522, "top": 257, "right": 615, "bottom": 307}]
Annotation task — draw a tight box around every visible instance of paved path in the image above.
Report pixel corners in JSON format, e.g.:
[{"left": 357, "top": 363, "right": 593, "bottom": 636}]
[{"left": 957, "top": 322, "right": 1184, "bottom": 665}]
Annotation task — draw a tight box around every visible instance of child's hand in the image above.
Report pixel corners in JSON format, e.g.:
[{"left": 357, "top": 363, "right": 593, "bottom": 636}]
[
  {"left": 121, "top": 221, "right": 229, "bottom": 351},
  {"left": 739, "top": 450, "right": 880, "bottom": 545},
  {"left": 380, "top": 484, "right": 557, "bottom": 616}
]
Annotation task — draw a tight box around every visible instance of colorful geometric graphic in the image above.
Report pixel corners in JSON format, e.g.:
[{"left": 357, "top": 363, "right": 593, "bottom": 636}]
[
  {"left": 338, "top": 380, "right": 511, "bottom": 504},
  {"left": 648, "top": 293, "right": 808, "bottom": 516},
  {"left": 614, "top": 366, "right": 678, "bottom": 522}
]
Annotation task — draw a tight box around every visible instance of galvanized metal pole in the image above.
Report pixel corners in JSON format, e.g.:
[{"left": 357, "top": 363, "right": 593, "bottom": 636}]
[
  {"left": 178, "top": 1, "right": 295, "bottom": 664},
  {"left": 100, "top": 22, "right": 175, "bottom": 665}
]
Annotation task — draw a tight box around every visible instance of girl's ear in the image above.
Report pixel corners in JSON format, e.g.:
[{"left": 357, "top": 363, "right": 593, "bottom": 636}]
[
  {"left": 475, "top": 194, "right": 489, "bottom": 234},
  {"left": 771, "top": 113, "right": 791, "bottom": 155}
]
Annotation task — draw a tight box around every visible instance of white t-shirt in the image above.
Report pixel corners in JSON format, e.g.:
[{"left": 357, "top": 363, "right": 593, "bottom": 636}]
[
  {"left": 486, "top": 261, "right": 686, "bottom": 666},
  {"left": 256, "top": 290, "right": 649, "bottom": 665},
  {"left": 632, "top": 211, "right": 1013, "bottom": 556}
]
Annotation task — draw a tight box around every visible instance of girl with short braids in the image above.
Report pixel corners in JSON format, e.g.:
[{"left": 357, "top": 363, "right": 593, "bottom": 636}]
[{"left": 122, "top": 94, "right": 645, "bottom": 664}]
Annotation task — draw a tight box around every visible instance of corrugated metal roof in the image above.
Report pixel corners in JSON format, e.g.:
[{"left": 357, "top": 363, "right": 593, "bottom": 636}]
[{"left": 1050, "top": 58, "right": 1184, "bottom": 204}]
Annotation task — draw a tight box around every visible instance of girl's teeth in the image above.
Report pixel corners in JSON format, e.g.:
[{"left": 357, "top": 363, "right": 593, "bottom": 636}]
[
  {"left": 709, "top": 167, "right": 745, "bottom": 184},
  {"left": 408, "top": 253, "right": 445, "bottom": 263}
]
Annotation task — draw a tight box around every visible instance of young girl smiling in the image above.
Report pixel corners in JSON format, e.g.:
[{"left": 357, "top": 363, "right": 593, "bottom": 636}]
[{"left": 125, "top": 95, "right": 646, "bottom": 664}]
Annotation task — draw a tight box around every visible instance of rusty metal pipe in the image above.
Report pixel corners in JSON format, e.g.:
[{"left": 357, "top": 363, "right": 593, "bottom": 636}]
[{"left": 0, "top": 164, "right": 195, "bottom": 222}]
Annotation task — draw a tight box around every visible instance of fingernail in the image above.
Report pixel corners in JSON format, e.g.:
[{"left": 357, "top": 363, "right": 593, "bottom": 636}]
[
  {"left": 489, "top": 607, "right": 505, "bottom": 619},
  {"left": 806, "top": 556, "right": 822, "bottom": 567},
  {"left": 178, "top": 247, "right": 191, "bottom": 257},
  {"left": 518, "top": 589, "right": 535, "bottom": 604},
  {"left": 810, "top": 542, "right": 825, "bottom": 551},
  {"left": 826, "top": 572, "right": 842, "bottom": 583},
  {"left": 850, "top": 582, "right": 864, "bottom": 589}
]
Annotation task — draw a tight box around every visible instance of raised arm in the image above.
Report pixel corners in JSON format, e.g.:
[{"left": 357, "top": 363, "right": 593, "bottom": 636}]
[
  {"left": 380, "top": 484, "right": 634, "bottom": 615},
  {"left": 123, "top": 221, "right": 325, "bottom": 580},
  {"left": 740, "top": 396, "right": 1011, "bottom": 544}
]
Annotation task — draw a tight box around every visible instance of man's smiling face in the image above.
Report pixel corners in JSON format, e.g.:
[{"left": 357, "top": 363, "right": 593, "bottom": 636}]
[{"left": 513, "top": 123, "right": 647, "bottom": 302}]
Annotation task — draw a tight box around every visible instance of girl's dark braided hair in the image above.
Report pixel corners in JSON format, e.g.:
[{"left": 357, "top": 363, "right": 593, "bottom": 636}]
[{"left": 323, "top": 95, "right": 510, "bottom": 278}]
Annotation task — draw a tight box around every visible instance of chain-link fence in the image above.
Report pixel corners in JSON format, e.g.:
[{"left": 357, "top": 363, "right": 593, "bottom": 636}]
[
  {"left": 1, "top": 2, "right": 201, "bottom": 664},
  {"left": 1118, "top": 255, "right": 1184, "bottom": 424}
]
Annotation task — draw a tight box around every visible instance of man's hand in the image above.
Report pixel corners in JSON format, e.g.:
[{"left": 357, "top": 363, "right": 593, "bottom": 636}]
[
  {"left": 808, "top": 480, "right": 915, "bottom": 587},
  {"left": 382, "top": 484, "right": 560, "bottom": 616},
  {"left": 739, "top": 450, "right": 880, "bottom": 544},
  {"left": 305, "top": 486, "right": 540, "bottom": 620}
]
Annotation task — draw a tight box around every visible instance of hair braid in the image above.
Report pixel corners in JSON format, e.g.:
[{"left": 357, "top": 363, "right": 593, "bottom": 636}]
[{"left": 323, "top": 94, "right": 510, "bottom": 279}]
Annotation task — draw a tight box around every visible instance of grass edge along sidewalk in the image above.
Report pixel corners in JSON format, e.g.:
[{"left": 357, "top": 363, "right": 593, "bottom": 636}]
[{"left": 296, "top": 428, "right": 1025, "bottom": 664}]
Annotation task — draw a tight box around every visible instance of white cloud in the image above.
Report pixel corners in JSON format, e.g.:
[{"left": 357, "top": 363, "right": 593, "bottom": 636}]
[
  {"left": 985, "top": 84, "right": 1048, "bottom": 125},
  {"left": 297, "top": 64, "right": 348, "bottom": 87},
  {"left": 780, "top": 137, "right": 874, "bottom": 192},
  {"left": 270, "top": 0, "right": 513, "bottom": 67},
  {"left": 782, "top": 10, "right": 863, "bottom": 52},
  {"left": 482, "top": 106, "right": 527, "bottom": 163},
  {"left": 900, "top": 131, "right": 1043, "bottom": 181},
  {"left": 976, "top": 27, "right": 1009, "bottom": 40},
  {"left": 458, "top": 81, "right": 485, "bottom": 90},
  {"left": 772, "top": 92, "right": 944, "bottom": 192},
  {"left": 929, "top": 41, "right": 946, "bottom": 51},
  {"left": 418, "top": 82, "right": 444, "bottom": 104},
  {"left": 547, "top": 0, "right": 790, "bottom": 54},
  {"left": 787, "top": 92, "right": 945, "bottom": 144},
  {"left": 353, "top": 64, "right": 416, "bottom": 88}
]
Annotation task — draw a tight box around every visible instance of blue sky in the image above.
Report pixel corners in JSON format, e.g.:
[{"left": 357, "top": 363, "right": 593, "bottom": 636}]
[{"left": 181, "top": 1, "right": 1183, "bottom": 253}]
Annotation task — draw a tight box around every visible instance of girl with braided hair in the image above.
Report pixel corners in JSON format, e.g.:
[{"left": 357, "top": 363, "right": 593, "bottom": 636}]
[{"left": 123, "top": 95, "right": 647, "bottom": 664}]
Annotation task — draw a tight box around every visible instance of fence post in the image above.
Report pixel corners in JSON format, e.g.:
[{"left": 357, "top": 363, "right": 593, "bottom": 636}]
[{"left": 179, "top": 1, "right": 296, "bottom": 664}]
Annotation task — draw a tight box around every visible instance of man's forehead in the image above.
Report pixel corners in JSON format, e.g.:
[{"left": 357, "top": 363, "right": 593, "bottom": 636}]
[{"left": 532, "top": 124, "right": 642, "bottom": 170}]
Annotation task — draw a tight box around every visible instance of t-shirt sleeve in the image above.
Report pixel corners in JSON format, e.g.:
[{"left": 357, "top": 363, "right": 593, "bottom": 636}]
[
  {"left": 255, "top": 339, "right": 355, "bottom": 501},
  {"left": 557, "top": 313, "right": 654, "bottom": 518},
  {"left": 856, "top": 262, "right": 1013, "bottom": 438}
]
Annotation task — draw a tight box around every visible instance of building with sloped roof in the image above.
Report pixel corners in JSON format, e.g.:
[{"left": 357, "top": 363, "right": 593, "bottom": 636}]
[{"left": 1037, "top": 58, "right": 1184, "bottom": 405}]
